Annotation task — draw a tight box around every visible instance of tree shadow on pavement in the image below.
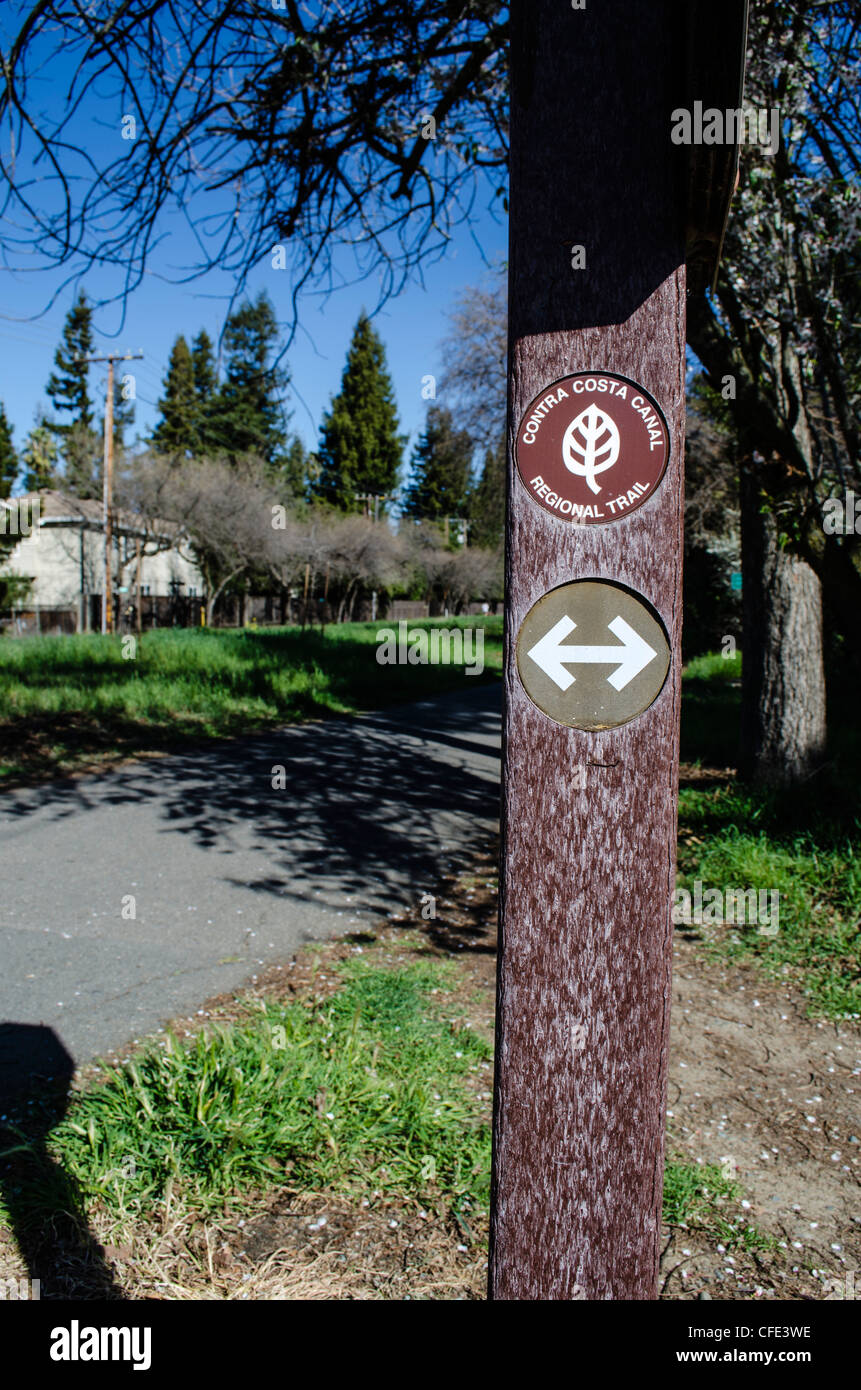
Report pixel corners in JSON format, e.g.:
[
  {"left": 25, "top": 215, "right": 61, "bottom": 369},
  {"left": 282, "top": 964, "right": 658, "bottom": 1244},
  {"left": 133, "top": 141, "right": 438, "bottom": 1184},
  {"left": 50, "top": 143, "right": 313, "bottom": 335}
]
[{"left": 1, "top": 687, "right": 502, "bottom": 923}]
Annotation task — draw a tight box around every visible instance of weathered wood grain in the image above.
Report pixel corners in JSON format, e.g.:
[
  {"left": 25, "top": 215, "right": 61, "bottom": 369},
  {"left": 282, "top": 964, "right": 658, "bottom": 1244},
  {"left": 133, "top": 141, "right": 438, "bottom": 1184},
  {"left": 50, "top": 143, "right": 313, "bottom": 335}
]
[{"left": 489, "top": 1, "right": 687, "bottom": 1300}]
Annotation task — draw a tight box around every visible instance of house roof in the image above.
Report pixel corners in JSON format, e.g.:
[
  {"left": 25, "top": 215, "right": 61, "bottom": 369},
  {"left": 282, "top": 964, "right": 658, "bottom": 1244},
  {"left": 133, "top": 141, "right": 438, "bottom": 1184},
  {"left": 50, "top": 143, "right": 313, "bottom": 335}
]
[
  {"left": 3, "top": 490, "right": 180, "bottom": 542},
  {"left": 23, "top": 489, "right": 103, "bottom": 524}
]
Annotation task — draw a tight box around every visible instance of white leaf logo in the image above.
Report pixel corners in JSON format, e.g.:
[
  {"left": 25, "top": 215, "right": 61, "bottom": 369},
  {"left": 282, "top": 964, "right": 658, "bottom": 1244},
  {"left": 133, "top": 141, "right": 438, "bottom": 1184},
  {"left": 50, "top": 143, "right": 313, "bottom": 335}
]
[{"left": 562, "top": 404, "right": 620, "bottom": 494}]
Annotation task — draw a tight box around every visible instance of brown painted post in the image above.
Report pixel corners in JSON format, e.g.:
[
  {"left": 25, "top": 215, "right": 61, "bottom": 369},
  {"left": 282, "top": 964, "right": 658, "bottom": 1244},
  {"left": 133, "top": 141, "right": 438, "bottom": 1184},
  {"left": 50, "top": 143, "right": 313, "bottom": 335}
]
[
  {"left": 489, "top": 0, "right": 746, "bottom": 1300},
  {"left": 103, "top": 357, "right": 115, "bottom": 636}
]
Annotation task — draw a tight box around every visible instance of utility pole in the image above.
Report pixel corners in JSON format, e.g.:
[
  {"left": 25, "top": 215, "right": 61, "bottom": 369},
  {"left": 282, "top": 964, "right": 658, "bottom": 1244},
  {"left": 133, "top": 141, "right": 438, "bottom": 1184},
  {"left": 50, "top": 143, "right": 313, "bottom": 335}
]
[
  {"left": 355, "top": 493, "right": 394, "bottom": 622},
  {"left": 490, "top": 1, "right": 748, "bottom": 1300},
  {"left": 302, "top": 560, "right": 311, "bottom": 630},
  {"left": 135, "top": 537, "right": 143, "bottom": 638},
  {"left": 75, "top": 351, "right": 143, "bottom": 635},
  {"left": 354, "top": 492, "right": 393, "bottom": 522}
]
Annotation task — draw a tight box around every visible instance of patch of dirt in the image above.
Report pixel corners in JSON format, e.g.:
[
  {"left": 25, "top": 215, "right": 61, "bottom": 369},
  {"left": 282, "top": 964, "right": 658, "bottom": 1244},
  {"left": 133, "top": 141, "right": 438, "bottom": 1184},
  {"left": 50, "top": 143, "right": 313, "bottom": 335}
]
[
  {"left": 678, "top": 762, "right": 737, "bottom": 789},
  {"left": 0, "top": 1186, "right": 485, "bottom": 1302},
  {"left": 0, "top": 714, "right": 174, "bottom": 791},
  {"left": 660, "top": 937, "right": 860, "bottom": 1301},
  {"left": 216, "top": 1191, "right": 486, "bottom": 1300}
]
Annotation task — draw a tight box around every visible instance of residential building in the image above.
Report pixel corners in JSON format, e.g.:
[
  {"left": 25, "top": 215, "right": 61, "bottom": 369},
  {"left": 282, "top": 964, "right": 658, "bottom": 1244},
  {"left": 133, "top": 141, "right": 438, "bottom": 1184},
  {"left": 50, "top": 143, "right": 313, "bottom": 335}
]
[{"left": 0, "top": 490, "right": 204, "bottom": 634}]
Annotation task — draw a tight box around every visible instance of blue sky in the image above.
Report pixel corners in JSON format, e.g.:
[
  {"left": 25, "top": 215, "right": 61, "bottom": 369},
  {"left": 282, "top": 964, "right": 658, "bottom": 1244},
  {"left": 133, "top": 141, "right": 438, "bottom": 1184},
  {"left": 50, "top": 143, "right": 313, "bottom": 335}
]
[
  {"left": 0, "top": 9, "right": 508, "bottom": 483},
  {"left": 2, "top": 198, "right": 717, "bottom": 481},
  {"left": 0, "top": 216, "right": 507, "bottom": 476}
]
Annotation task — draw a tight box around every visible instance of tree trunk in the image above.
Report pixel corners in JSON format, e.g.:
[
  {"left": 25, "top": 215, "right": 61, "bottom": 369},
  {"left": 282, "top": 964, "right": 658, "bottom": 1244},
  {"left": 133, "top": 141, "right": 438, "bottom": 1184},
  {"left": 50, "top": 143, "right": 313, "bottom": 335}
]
[
  {"left": 205, "top": 565, "right": 245, "bottom": 629},
  {"left": 740, "top": 459, "right": 826, "bottom": 784},
  {"left": 338, "top": 579, "right": 357, "bottom": 624}
]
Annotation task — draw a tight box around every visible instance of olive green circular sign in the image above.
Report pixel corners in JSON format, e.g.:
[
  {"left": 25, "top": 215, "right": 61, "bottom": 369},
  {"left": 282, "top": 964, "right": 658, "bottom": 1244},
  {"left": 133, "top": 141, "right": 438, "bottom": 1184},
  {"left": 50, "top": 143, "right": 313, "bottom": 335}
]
[{"left": 516, "top": 580, "right": 671, "bottom": 730}]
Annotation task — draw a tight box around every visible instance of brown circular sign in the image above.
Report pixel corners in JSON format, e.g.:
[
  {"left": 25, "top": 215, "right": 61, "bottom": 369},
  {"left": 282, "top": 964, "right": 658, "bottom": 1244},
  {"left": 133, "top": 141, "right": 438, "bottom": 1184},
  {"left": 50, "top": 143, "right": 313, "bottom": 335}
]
[
  {"left": 516, "top": 580, "right": 671, "bottom": 730},
  {"left": 515, "top": 372, "right": 670, "bottom": 524}
]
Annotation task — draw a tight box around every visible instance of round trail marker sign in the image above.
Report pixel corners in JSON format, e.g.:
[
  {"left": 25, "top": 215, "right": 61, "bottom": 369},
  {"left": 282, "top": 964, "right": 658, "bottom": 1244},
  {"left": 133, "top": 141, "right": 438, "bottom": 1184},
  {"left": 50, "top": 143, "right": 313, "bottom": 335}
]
[
  {"left": 515, "top": 372, "right": 670, "bottom": 524},
  {"left": 516, "top": 579, "right": 671, "bottom": 730}
]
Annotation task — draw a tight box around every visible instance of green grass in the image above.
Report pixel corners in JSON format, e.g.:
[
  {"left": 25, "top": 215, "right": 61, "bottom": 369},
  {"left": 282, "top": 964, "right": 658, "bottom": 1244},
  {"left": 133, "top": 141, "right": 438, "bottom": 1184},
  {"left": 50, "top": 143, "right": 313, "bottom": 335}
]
[
  {"left": 677, "top": 793, "right": 861, "bottom": 1017},
  {"left": 1, "top": 956, "right": 763, "bottom": 1258},
  {"left": 680, "top": 649, "right": 741, "bottom": 766},
  {"left": 678, "top": 657, "right": 861, "bottom": 1019},
  {"left": 683, "top": 650, "right": 742, "bottom": 684},
  {"left": 663, "top": 1159, "right": 772, "bottom": 1250},
  {"left": 0, "top": 618, "right": 503, "bottom": 782},
  {"left": 0, "top": 959, "right": 493, "bottom": 1238},
  {"left": 1, "top": 638, "right": 852, "bottom": 1277}
]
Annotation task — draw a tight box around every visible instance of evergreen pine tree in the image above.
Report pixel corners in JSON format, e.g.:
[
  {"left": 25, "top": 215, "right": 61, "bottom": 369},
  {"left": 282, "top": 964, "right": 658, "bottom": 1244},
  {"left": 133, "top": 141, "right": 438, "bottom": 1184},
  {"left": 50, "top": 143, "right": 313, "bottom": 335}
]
[
  {"left": 0, "top": 404, "right": 18, "bottom": 499},
  {"left": 21, "top": 421, "right": 59, "bottom": 493},
  {"left": 191, "top": 329, "right": 219, "bottom": 454},
  {"left": 152, "top": 335, "right": 199, "bottom": 454},
  {"left": 45, "top": 289, "right": 100, "bottom": 497},
  {"left": 467, "top": 432, "right": 506, "bottom": 548},
  {"left": 208, "top": 294, "right": 288, "bottom": 462},
  {"left": 111, "top": 367, "right": 136, "bottom": 453},
  {"left": 401, "top": 405, "right": 473, "bottom": 526},
  {"left": 191, "top": 329, "right": 217, "bottom": 400},
  {"left": 0, "top": 404, "right": 20, "bottom": 572},
  {"left": 95, "top": 368, "right": 135, "bottom": 467},
  {"left": 280, "top": 434, "right": 309, "bottom": 501},
  {"left": 315, "top": 312, "right": 403, "bottom": 510},
  {"left": 63, "top": 420, "right": 101, "bottom": 498}
]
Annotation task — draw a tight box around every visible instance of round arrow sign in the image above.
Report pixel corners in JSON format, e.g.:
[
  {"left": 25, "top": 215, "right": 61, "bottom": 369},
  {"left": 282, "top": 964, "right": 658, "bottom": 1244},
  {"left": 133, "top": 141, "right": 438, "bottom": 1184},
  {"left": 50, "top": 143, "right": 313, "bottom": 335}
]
[{"left": 516, "top": 579, "right": 671, "bottom": 729}]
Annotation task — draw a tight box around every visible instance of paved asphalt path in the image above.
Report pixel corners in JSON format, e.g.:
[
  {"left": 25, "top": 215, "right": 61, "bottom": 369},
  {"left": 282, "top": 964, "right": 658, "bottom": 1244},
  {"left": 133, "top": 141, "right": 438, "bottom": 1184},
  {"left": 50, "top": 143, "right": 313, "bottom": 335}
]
[{"left": 0, "top": 685, "right": 501, "bottom": 1067}]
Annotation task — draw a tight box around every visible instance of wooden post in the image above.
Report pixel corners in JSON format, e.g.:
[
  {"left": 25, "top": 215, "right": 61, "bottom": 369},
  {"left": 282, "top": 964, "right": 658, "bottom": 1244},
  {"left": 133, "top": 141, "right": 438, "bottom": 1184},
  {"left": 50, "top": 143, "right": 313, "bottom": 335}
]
[
  {"left": 135, "top": 537, "right": 143, "bottom": 638},
  {"left": 102, "top": 357, "right": 114, "bottom": 636},
  {"left": 489, "top": 0, "right": 746, "bottom": 1301},
  {"left": 321, "top": 561, "right": 331, "bottom": 634},
  {"left": 79, "top": 528, "right": 88, "bottom": 633},
  {"left": 302, "top": 561, "right": 311, "bottom": 630},
  {"left": 75, "top": 350, "right": 143, "bottom": 637}
]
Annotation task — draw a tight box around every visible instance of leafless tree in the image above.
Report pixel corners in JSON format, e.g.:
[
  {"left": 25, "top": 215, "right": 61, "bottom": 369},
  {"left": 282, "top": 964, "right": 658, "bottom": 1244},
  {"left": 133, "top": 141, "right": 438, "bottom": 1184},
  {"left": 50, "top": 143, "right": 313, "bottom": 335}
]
[
  {"left": 425, "top": 541, "right": 502, "bottom": 613},
  {"left": 263, "top": 508, "right": 336, "bottom": 625},
  {"left": 119, "top": 453, "right": 502, "bottom": 623},
  {"left": 0, "top": 2, "right": 508, "bottom": 328},
  {"left": 124, "top": 454, "right": 278, "bottom": 624},
  {"left": 438, "top": 262, "right": 507, "bottom": 448},
  {"left": 686, "top": 0, "right": 861, "bottom": 781},
  {"left": 401, "top": 517, "right": 502, "bottom": 612},
  {"left": 325, "top": 515, "right": 405, "bottom": 622}
]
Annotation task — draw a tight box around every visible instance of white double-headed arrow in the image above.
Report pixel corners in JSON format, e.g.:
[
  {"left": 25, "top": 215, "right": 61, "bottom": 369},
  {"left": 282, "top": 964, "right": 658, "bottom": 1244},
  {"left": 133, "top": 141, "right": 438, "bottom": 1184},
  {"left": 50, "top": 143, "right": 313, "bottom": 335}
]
[{"left": 527, "top": 614, "right": 657, "bottom": 693}]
